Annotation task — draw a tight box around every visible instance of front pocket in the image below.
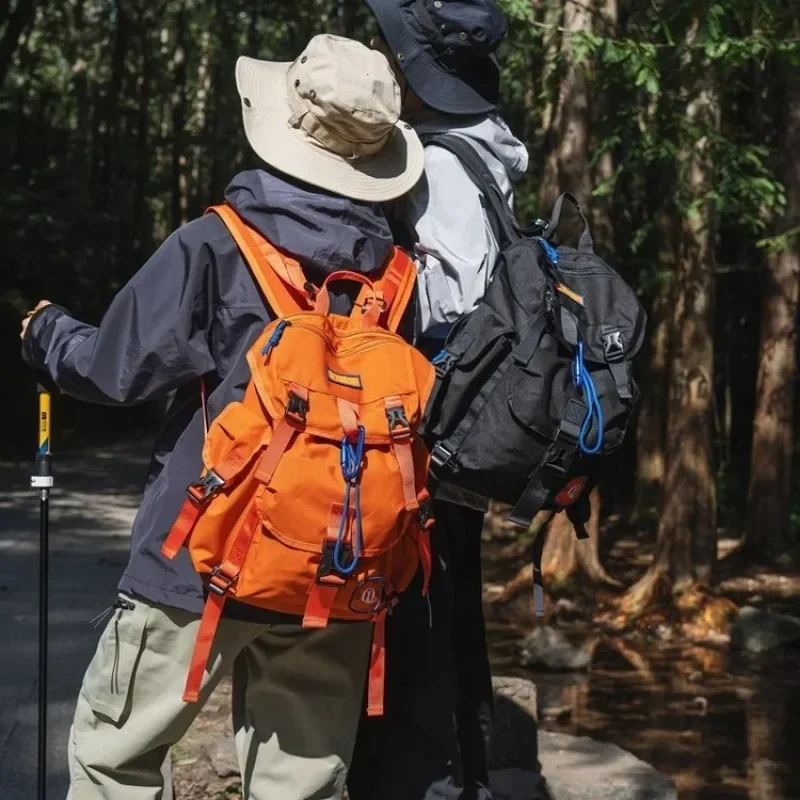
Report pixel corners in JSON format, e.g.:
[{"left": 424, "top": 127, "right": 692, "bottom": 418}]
[
  {"left": 507, "top": 334, "right": 576, "bottom": 439},
  {"left": 202, "top": 401, "right": 270, "bottom": 474},
  {"left": 82, "top": 595, "right": 149, "bottom": 724}
]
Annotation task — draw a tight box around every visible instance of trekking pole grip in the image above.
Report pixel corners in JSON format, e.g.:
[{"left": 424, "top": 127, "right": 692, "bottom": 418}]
[{"left": 32, "top": 385, "right": 54, "bottom": 491}]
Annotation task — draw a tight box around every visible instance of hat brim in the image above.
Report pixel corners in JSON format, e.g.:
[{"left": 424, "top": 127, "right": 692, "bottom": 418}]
[
  {"left": 236, "top": 56, "right": 425, "bottom": 203},
  {"left": 366, "top": 0, "right": 499, "bottom": 116}
]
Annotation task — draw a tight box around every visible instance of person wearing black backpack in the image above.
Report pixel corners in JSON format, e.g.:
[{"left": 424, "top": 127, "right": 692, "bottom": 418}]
[{"left": 347, "top": 2, "right": 528, "bottom": 799}]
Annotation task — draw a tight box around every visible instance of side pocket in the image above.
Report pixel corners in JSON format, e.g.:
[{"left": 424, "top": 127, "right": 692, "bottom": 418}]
[{"left": 81, "top": 595, "right": 149, "bottom": 724}]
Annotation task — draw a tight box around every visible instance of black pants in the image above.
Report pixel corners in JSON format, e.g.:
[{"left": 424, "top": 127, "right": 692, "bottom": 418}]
[{"left": 347, "top": 501, "right": 493, "bottom": 800}]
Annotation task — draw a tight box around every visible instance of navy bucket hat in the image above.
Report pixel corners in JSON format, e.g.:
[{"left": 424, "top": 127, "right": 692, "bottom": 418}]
[{"left": 366, "top": 0, "right": 508, "bottom": 116}]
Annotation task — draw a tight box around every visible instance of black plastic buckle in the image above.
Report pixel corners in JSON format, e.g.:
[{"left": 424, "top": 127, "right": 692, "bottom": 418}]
[
  {"left": 286, "top": 391, "right": 308, "bottom": 425},
  {"left": 542, "top": 446, "right": 572, "bottom": 478},
  {"left": 208, "top": 565, "right": 237, "bottom": 596},
  {"left": 386, "top": 406, "right": 411, "bottom": 438},
  {"left": 433, "top": 352, "right": 457, "bottom": 379},
  {"left": 602, "top": 329, "right": 625, "bottom": 363},
  {"left": 317, "top": 539, "right": 349, "bottom": 584},
  {"left": 187, "top": 470, "right": 224, "bottom": 504},
  {"left": 418, "top": 497, "right": 434, "bottom": 529}
]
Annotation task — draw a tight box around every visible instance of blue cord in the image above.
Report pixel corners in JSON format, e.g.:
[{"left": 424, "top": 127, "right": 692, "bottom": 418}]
[
  {"left": 572, "top": 341, "right": 604, "bottom": 455},
  {"left": 334, "top": 426, "right": 366, "bottom": 575},
  {"left": 537, "top": 237, "right": 560, "bottom": 265},
  {"left": 262, "top": 320, "right": 290, "bottom": 357}
]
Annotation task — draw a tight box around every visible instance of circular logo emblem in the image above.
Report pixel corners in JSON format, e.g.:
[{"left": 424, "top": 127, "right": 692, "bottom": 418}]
[
  {"left": 555, "top": 476, "right": 588, "bottom": 507},
  {"left": 349, "top": 577, "right": 386, "bottom": 614}
]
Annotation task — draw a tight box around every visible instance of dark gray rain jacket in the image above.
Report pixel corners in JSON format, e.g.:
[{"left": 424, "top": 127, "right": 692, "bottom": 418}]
[{"left": 22, "top": 169, "right": 396, "bottom": 614}]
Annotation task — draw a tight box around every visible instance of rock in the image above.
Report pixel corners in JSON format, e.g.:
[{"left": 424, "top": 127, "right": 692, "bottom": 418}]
[
  {"left": 207, "top": 735, "right": 239, "bottom": 779},
  {"left": 519, "top": 626, "right": 592, "bottom": 671},
  {"left": 730, "top": 606, "right": 800, "bottom": 654},
  {"left": 489, "top": 677, "right": 539, "bottom": 771},
  {"left": 539, "top": 732, "right": 677, "bottom": 800},
  {"left": 489, "top": 768, "right": 548, "bottom": 800}
]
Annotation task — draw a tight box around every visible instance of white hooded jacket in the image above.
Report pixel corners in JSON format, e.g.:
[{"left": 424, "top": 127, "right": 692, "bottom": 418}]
[{"left": 395, "top": 111, "right": 529, "bottom": 339}]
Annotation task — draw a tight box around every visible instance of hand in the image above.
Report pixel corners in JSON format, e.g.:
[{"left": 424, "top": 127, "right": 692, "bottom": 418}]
[{"left": 21, "top": 300, "right": 52, "bottom": 340}]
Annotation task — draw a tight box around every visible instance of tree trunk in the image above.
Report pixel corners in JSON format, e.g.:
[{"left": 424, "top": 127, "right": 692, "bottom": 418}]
[
  {"left": 590, "top": 0, "right": 618, "bottom": 253},
  {"left": 554, "top": 0, "right": 593, "bottom": 206},
  {"left": 621, "top": 42, "right": 718, "bottom": 616},
  {"left": 0, "top": 0, "right": 37, "bottom": 88},
  {"left": 745, "top": 67, "right": 800, "bottom": 560},
  {"left": 99, "top": 0, "right": 129, "bottom": 208},
  {"left": 170, "top": 0, "right": 189, "bottom": 231},
  {"left": 542, "top": 489, "right": 620, "bottom": 585},
  {"left": 537, "top": 0, "right": 564, "bottom": 211},
  {"left": 634, "top": 211, "right": 677, "bottom": 516}
]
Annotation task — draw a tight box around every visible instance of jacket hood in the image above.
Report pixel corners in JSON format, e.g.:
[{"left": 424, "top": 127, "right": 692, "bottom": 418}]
[
  {"left": 224, "top": 169, "right": 394, "bottom": 280},
  {"left": 412, "top": 112, "right": 529, "bottom": 182}
]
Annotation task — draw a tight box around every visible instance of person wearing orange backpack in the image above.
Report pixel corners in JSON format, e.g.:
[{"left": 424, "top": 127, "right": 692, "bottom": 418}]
[
  {"left": 348, "top": 2, "right": 529, "bottom": 799},
  {"left": 20, "top": 35, "right": 427, "bottom": 800}
]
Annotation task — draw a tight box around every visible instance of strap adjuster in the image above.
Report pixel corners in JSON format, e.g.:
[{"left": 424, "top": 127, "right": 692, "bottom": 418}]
[
  {"left": 430, "top": 442, "right": 452, "bottom": 469},
  {"left": 285, "top": 391, "right": 308, "bottom": 425},
  {"left": 208, "top": 565, "right": 237, "bottom": 596},
  {"left": 187, "top": 470, "right": 224, "bottom": 504},
  {"left": 386, "top": 406, "right": 411, "bottom": 439},
  {"left": 418, "top": 497, "right": 435, "bottom": 530}
]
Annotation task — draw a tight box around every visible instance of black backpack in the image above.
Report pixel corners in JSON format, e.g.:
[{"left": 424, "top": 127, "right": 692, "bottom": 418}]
[{"left": 419, "top": 134, "right": 646, "bottom": 541}]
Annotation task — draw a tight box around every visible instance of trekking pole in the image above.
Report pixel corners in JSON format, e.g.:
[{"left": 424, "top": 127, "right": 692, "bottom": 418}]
[{"left": 31, "top": 384, "right": 53, "bottom": 800}]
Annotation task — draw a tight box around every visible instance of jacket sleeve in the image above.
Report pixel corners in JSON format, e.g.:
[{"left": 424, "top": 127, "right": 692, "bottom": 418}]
[
  {"left": 21, "top": 221, "right": 217, "bottom": 406},
  {"left": 399, "top": 145, "right": 497, "bottom": 337}
]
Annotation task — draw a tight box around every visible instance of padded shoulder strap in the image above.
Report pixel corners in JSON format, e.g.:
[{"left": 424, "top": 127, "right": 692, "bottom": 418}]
[
  {"left": 207, "top": 204, "right": 311, "bottom": 317},
  {"left": 351, "top": 247, "right": 417, "bottom": 333},
  {"left": 421, "top": 133, "right": 522, "bottom": 251}
]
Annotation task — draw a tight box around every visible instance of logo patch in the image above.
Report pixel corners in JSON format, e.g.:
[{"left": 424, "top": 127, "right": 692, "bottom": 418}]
[
  {"left": 349, "top": 577, "right": 385, "bottom": 614},
  {"left": 327, "top": 368, "right": 363, "bottom": 390},
  {"left": 555, "top": 476, "right": 588, "bottom": 507}
]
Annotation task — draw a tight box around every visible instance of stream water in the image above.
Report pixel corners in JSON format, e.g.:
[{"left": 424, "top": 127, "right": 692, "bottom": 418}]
[{"left": 486, "top": 615, "right": 800, "bottom": 799}]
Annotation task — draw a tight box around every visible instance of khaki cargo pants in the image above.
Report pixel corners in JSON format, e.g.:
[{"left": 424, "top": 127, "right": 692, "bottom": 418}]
[{"left": 66, "top": 593, "right": 373, "bottom": 800}]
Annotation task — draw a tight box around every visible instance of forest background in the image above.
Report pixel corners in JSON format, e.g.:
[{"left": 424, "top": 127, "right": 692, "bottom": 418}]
[{"left": 3, "top": 0, "right": 798, "bottom": 592}]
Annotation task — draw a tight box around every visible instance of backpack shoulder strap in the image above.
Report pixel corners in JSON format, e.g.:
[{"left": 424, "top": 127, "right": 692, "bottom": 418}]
[
  {"left": 207, "top": 204, "right": 310, "bottom": 317},
  {"left": 381, "top": 248, "right": 417, "bottom": 333},
  {"left": 421, "top": 133, "right": 521, "bottom": 250},
  {"left": 351, "top": 247, "right": 416, "bottom": 333}
]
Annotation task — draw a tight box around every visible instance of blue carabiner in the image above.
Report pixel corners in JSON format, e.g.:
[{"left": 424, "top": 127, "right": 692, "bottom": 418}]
[
  {"left": 334, "top": 425, "right": 367, "bottom": 575},
  {"left": 572, "top": 341, "right": 604, "bottom": 455}
]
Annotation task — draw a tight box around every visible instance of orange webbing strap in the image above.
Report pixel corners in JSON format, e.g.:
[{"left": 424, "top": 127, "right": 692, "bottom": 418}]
[
  {"left": 417, "top": 526, "right": 432, "bottom": 596},
  {"left": 162, "top": 500, "right": 202, "bottom": 559},
  {"left": 254, "top": 419, "right": 297, "bottom": 484},
  {"left": 254, "top": 383, "right": 308, "bottom": 484},
  {"left": 352, "top": 248, "right": 416, "bottom": 332},
  {"left": 162, "top": 450, "right": 253, "bottom": 560},
  {"left": 337, "top": 397, "right": 359, "bottom": 439},
  {"left": 302, "top": 583, "right": 341, "bottom": 629},
  {"left": 367, "top": 608, "right": 388, "bottom": 716},
  {"left": 183, "top": 506, "right": 262, "bottom": 702},
  {"left": 208, "top": 205, "right": 309, "bottom": 317},
  {"left": 385, "top": 397, "right": 418, "bottom": 511},
  {"left": 302, "top": 507, "right": 349, "bottom": 628},
  {"left": 183, "top": 590, "right": 226, "bottom": 702}
]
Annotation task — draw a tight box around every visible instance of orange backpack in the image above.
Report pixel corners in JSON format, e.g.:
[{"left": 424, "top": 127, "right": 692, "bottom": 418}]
[{"left": 162, "top": 205, "right": 435, "bottom": 713}]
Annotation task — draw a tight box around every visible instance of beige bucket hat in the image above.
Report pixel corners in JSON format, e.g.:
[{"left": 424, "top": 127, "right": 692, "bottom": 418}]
[{"left": 236, "top": 34, "right": 424, "bottom": 203}]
